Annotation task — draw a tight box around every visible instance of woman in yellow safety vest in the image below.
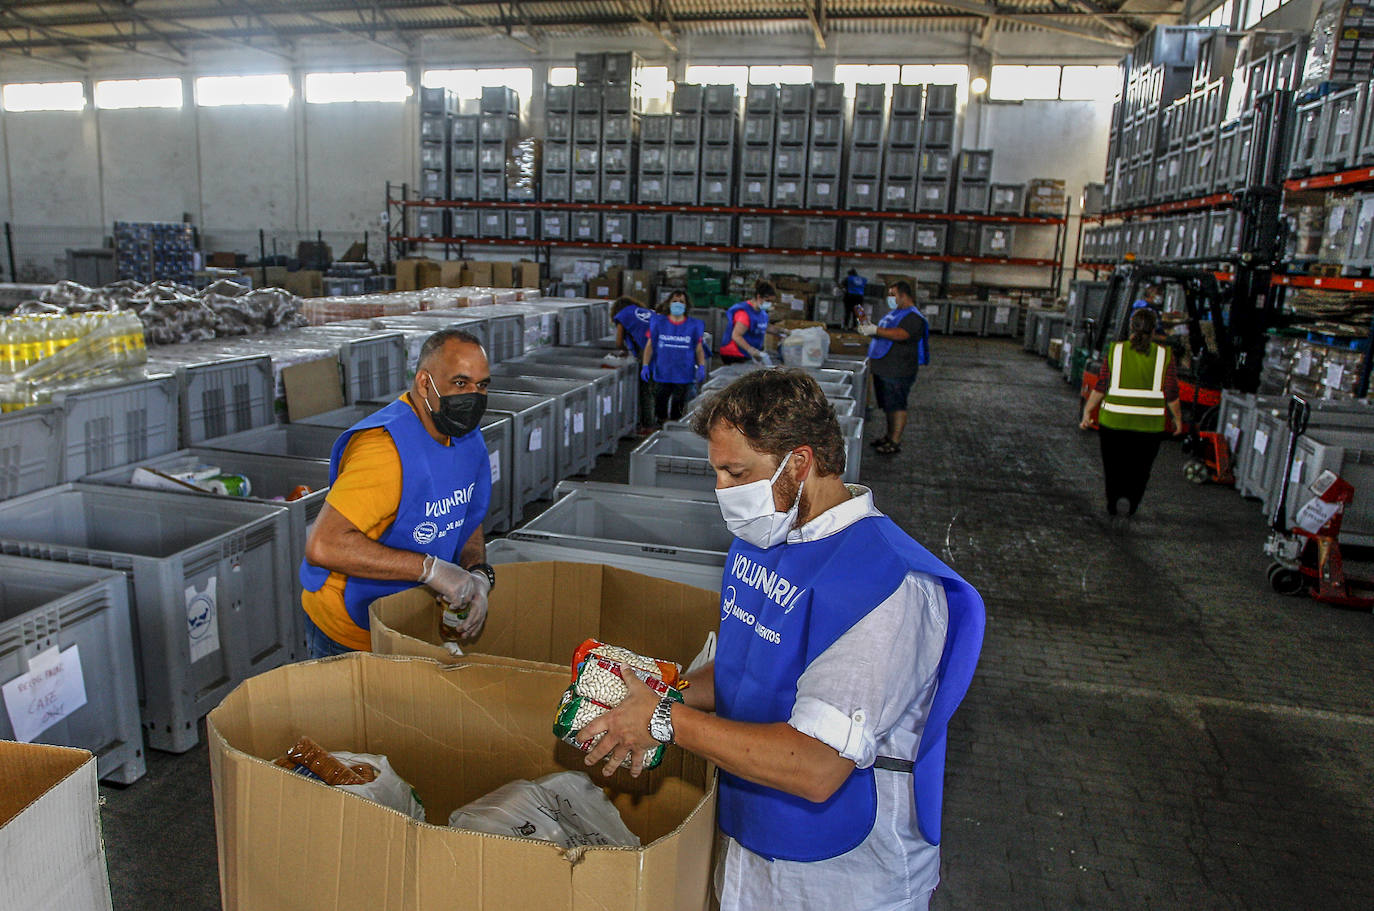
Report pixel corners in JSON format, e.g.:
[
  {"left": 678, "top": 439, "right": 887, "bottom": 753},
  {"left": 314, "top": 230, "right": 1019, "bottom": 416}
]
[{"left": 1079, "top": 307, "right": 1184, "bottom": 518}]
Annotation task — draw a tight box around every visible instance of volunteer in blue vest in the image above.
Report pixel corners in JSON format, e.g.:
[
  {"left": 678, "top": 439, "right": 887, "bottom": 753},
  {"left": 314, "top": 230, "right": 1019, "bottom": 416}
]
[
  {"left": 612, "top": 295, "right": 658, "bottom": 431},
  {"left": 859, "top": 280, "right": 929, "bottom": 456},
  {"left": 842, "top": 268, "right": 866, "bottom": 330},
  {"left": 299, "top": 329, "right": 496, "bottom": 658},
  {"left": 641, "top": 290, "right": 707, "bottom": 423},
  {"left": 718, "top": 280, "right": 777, "bottom": 365},
  {"left": 1080, "top": 307, "right": 1184, "bottom": 518},
  {"left": 577, "top": 369, "right": 982, "bottom": 911}
]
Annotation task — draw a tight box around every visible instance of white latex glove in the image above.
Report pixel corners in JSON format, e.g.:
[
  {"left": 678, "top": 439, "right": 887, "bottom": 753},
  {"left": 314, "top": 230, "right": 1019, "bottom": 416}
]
[
  {"left": 858, "top": 323, "right": 878, "bottom": 336},
  {"left": 750, "top": 350, "right": 773, "bottom": 366},
  {"left": 419, "top": 556, "right": 491, "bottom": 638}
]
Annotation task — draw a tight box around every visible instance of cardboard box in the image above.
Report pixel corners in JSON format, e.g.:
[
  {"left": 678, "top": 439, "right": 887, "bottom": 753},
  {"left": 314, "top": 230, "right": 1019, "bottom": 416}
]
[
  {"left": 262, "top": 265, "right": 289, "bottom": 288},
  {"left": 622, "top": 270, "right": 653, "bottom": 305},
  {"left": 588, "top": 272, "right": 621, "bottom": 299},
  {"left": 284, "top": 269, "right": 323, "bottom": 299},
  {"left": 826, "top": 328, "right": 871, "bottom": 358},
  {"left": 0, "top": 742, "right": 113, "bottom": 911},
  {"left": 490, "top": 261, "right": 516, "bottom": 288},
  {"left": 396, "top": 258, "right": 442, "bottom": 292},
  {"left": 516, "top": 260, "right": 542, "bottom": 290},
  {"left": 208, "top": 655, "right": 716, "bottom": 911},
  {"left": 466, "top": 260, "right": 495, "bottom": 287},
  {"left": 209, "top": 251, "right": 238, "bottom": 268},
  {"left": 439, "top": 260, "right": 470, "bottom": 288},
  {"left": 282, "top": 357, "right": 345, "bottom": 421},
  {"left": 371, "top": 561, "right": 718, "bottom": 672}
]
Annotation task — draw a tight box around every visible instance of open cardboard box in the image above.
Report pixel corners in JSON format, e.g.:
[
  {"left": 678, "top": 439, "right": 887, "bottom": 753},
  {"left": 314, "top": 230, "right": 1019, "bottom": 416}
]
[
  {"left": 0, "top": 742, "right": 112, "bottom": 911},
  {"left": 208, "top": 655, "right": 716, "bottom": 911},
  {"left": 370, "top": 561, "right": 720, "bottom": 672}
]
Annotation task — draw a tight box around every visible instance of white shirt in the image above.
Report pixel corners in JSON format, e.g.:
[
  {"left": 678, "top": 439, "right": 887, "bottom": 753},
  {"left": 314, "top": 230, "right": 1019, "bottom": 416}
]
[{"left": 715, "top": 485, "right": 950, "bottom": 911}]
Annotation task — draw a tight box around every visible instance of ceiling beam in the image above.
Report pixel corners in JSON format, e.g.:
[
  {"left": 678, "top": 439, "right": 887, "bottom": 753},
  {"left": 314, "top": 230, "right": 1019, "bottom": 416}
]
[
  {"left": 435, "top": 0, "right": 539, "bottom": 53},
  {"left": 0, "top": 6, "right": 186, "bottom": 66},
  {"left": 620, "top": 0, "right": 677, "bottom": 53},
  {"left": 805, "top": 1, "right": 826, "bottom": 50},
  {"left": 913, "top": 2, "right": 1136, "bottom": 47},
  {"left": 263, "top": 0, "right": 413, "bottom": 57}
]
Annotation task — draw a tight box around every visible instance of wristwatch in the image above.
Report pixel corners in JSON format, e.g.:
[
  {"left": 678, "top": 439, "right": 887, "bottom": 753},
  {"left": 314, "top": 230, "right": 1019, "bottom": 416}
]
[
  {"left": 649, "top": 696, "right": 675, "bottom": 744},
  {"left": 465, "top": 562, "right": 496, "bottom": 590}
]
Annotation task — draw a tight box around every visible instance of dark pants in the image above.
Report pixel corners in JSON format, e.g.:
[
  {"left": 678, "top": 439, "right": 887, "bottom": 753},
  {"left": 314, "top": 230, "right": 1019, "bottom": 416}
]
[
  {"left": 843, "top": 292, "right": 865, "bottom": 329},
  {"left": 654, "top": 382, "right": 692, "bottom": 422},
  {"left": 638, "top": 378, "right": 657, "bottom": 428},
  {"left": 1098, "top": 426, "right": 1165, "bottom": 516},
  {"left": 303, "top": 611, "right": 356, "bottom": 659}
]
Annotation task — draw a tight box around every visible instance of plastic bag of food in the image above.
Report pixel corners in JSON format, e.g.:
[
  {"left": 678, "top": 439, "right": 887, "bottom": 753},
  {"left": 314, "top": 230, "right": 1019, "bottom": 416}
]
[
  {"left": 448, "top": 771, "right": 639, "bottom": 849},
  {"left": 274, "top": 736, "right": 425, "bottom": 820},
  {"left": 570, "top": 638, "right": 681, "bottom": 687}
]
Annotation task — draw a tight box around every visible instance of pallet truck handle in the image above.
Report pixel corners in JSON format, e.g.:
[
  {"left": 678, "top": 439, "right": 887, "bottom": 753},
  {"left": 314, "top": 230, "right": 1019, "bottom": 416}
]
[{"left": 1270, "top": 395, "right": 1311, "bottom": 533}]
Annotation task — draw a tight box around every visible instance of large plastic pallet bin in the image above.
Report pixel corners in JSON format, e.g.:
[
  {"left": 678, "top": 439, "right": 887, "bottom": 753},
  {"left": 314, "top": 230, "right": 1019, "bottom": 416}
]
[
  {"left": 631, "top": 417, "right": 864, "bottom": 489},
  {"left": 486, "top": 374, "right": 596, "bottom": 477},
  {"left": 479, "top": 414, "right": 513, "bottom": 534},
  {"left": 949, "top": 302, "right": 987, "bottom": 335},
  {"left": 0, "top": 404, "right": 62, "bottom": 500},
  {"left": 1281, "top": 429, "right": 1374, "bottom": 543},
  {"left": 199, "top": 423, "right": 343, "bottom": 461},
  {"left": 509, "top": 481, "right": 732, "bottom": 567},
  {"left": 57, "top": 374, "right": 179, "bottom": 481},
  {"left": 487, "top": 538, "right": 724, "bottom": 592},
  {"left": 984, "top": 303, "right": 1019, "bottom": 338},
  {"left": 493, "top": 363, "right": 619, "bottom": 458},
  {"left": 485, "top": 390, "right": 559, "bottom": 510},
  {"left": 0, "top": 555, "right": 145, "bottom": 783},
  {"left": 519, "top": 349, "right": 639, "bottom": 439},
  {"left": 0, "top": 483, "right": 295, "bottom": 753},
  {"left": 176, "top": 356, "right": 276, "bottom": 447},
  {"left": 339, "top": 333, "right": 407, "bottom": 404}
]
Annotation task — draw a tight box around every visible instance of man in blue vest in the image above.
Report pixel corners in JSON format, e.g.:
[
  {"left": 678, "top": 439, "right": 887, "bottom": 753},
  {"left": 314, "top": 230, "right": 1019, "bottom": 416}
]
[
  {"left": 299, "top": 329, "right": 496, "bottom": 658},
  {"left": 842, "top": 268, "right": 866, "bottom": 330},
  {"left": 859, "top": 280, "right": 929, "bottom": 456},
  {"left": 577, "top": 369, "right": 980, "bottom": 910}
]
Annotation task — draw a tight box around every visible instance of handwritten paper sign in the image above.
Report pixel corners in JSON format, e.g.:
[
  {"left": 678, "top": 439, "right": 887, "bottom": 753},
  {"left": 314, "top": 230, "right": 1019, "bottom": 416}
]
[{"left": 3, "top": 645, "right": 88, "bottom": 743}]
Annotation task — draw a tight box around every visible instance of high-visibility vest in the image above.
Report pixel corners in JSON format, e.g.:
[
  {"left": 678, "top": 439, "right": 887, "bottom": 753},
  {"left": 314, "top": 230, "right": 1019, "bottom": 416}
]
[{"left": 1099, "top": 341, "right": 1169, "bottom": 432}]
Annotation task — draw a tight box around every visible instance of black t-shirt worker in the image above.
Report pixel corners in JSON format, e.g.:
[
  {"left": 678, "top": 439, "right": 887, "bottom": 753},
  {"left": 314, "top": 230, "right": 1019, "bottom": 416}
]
[{"left": 859, "top": 281, "right": 929, "bottom": 456}]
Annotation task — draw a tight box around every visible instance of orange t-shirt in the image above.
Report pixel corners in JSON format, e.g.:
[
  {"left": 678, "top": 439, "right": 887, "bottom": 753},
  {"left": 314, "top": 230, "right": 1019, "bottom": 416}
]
[{"left": 301, "top": 395, "right": 438, "bottom": 651}]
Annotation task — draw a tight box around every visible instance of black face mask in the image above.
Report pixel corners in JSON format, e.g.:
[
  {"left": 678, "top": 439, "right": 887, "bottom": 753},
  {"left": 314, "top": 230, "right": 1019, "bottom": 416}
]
[{"left": 425, "top": 375, "right": 486, "bottom": 438}]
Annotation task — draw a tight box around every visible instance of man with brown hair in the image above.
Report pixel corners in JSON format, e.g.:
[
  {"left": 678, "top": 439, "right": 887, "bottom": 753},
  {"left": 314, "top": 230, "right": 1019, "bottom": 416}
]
[{"left": 577, "top": 368, "right": 983, "bottom": 911}]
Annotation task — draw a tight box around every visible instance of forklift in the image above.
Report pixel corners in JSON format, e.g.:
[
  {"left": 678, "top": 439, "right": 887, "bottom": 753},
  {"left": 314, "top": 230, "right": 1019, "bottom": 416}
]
[{"left": 1076, "top": 263, "right": 1237, "bottom": 434}]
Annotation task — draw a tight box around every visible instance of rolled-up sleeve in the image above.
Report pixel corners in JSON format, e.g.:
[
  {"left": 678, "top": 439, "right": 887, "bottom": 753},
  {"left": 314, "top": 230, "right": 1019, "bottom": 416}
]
[{"left": 788, "top": 572, "right": 949, "bottom": 768}]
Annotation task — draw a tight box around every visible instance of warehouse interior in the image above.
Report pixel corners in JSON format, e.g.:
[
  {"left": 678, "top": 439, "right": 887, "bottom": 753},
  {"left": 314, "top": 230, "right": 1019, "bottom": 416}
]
[{"left": 1, "top": 2, "right": 1373, "bottom": 910}]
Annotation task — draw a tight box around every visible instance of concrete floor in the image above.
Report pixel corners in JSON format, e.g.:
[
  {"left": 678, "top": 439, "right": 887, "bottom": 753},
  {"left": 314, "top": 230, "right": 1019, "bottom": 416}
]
[{"left": 98, "top": 335, "right": 1374, "bottom": 910}]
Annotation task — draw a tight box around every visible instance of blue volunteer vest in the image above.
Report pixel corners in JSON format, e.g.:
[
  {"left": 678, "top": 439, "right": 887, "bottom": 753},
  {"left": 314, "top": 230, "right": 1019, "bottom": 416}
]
[
  {"left": 714, "top": 513, "right": 978, "bottom": 862},
  {"left": 721, "top": 301, "right": 767, "bottom": 356},
  {"left": 614, "top": 305, "right": 654, "bottom": 356},
  {"left": 299, "top": 397, "right": 491, "bottom": 631},
  {"left": 867, "top": 306, "right": 930, "bottom": 366},
  {"left": 845, "top": 274, "right": 866, "bottom": 296},
  {"left": 649, "top": 314, "right": 704, "bottom": 384}
]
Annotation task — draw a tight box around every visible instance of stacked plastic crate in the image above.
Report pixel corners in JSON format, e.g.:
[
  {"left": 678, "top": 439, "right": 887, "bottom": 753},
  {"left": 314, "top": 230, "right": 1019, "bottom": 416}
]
[
  {"left": 541, "top": 84, "right": 572, "bottom": 206},
  {"left": 670, "top": 83, "right": 704, "bottom": 209},
  {"left": 700, "top": 84, "right": 739, "bottom": 213},
  {"left": 740, "top": 84, "right": 777, "bottom": 209},
  {"left": 570, "top": 83, "right": 602, "bottom": 208},
  {"left": 416, "top": 87, "right": 456, "bottom": 239},
  {"left": 636, "top": 113, "right": 670, "bottom": 243},
  {"left": 601, "top": 85, "right": 641, "bottom": 215},
  {"left": 773, "top": 84, "right": 810, "bottom": 209},
  {"left": 846, "top": 83, "right": 887, "bottom": 212},
  {"left": 918, "top": 84, "right": 959, "bottom": 216},
  {"left": 451, "top": 111, "right": 480, "bottom": 240},
  {"left": 884, "top": 83, "right": 921, "bottom": 214}
]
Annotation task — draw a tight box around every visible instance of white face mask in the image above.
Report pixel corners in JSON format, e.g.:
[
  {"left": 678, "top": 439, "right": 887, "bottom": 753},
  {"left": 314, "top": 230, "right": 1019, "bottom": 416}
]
[
  {"left": 715, "top": 452, "right": 804, "bottom": 549},
  {"left": 886, "top": 295, "right": 898, "bottom": 309}
]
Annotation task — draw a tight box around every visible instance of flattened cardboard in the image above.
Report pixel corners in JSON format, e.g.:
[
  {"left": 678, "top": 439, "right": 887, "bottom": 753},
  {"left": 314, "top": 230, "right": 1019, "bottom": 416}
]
[
  {"left": 208, "top": 655, "right": 716, "bottom": 911},
  {"left": 370, "top": 561, "right": 719, "bottom": 672},
  {"left": 0, "top": 743, "right": 113, "bottom": 911},
  {"left": 282, "top": 357, "right": 345, "bottom": 422}
]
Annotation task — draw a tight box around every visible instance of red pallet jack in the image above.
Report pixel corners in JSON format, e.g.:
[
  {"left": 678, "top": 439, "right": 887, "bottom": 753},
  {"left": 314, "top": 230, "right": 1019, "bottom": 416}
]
[
  {"left": 1263, "top": 396, "right": 1374, "bottom": 609},
  {"left": 1181, "top": 407, "right": 1236, "bottom": 486}
]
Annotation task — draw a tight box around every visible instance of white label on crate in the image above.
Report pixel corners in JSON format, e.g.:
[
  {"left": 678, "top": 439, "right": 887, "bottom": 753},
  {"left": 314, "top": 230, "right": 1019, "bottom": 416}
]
[
  {"left": 1326, "top": 363, "right": 1345, "bottom": 388},
  {"left": 1290, "top": 459, "right": 1305, "bottom": 483},
  {"left": 917, "top": 230, "right": 935, "bottom": 246},
  {"left": 1253, "top": 430, "right": 1269, "bottom": 455},
  {"left": 1224, "top": 426, "right": 1240, "bottom": 454},
  {"left": 1297, "top": 351, "right": 1313, "bottom": 374},
  {"left": 186, "top": 577, "right": 221, "bottom": 662},
  {"left": 489, "top": 450, "right": 501, "bottom": 484},
  {"left": 603, "top": 394, "right": 613, "bottom": 416},
  {"left": 994, "top": 307, "right": 1010, "bottom": 325},
  {"left": 855, "top": 226, "right": 870, "bottom": 247},
  {"left": 3, "top": 645, "right": 87, "bottom": 744},
  {"left": 574, "top": 411, "right": 585, "bottom": 434},
  {"left": 1296, "top": 497, "right": 1341, "bottom": 534},
  {"left": 611, "top": 234, "right": 624, "bottom": 243},
  {"left": 564, "top": 412, "right": 571, "bottom": 447},
  {"left": 819, "top": 182, "right": 831, "bottom": 194},
  {"left": 960, "top": 308, "right": 973, "bottom": 320},
  {"left": 529, "top": 427, "right": 543, "bottom": 451}
]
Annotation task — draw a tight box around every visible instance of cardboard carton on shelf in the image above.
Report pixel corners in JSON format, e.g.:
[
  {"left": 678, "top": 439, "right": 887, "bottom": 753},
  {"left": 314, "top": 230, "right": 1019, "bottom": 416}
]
[
  {"left": 622, "top": 269, "right": 654, "bottom": 305},
  {"left": 465, "top": 260, "right": 495, "bottom": 287},
  {"left": 208, "top": 654, "right": 717, "bottom": 911},
  {"left": 588, "top": 272, "right": 621, "bottom": 299},
  {"left": 284, "top": 269, "right": 324, "bottom": 298},
  {"left": 516, "top": 259, "right": 542, "bottom": 290},
  {"left": 0, "top": 742, "right": 113, "bottom": 911},
  {"left": 439, "top": 260, "right": 469, "bottom": 288},
  {"left": 490, "top": 261, "right": 516, "bottom": 288},
  {"left": 395, "top": 258, "right": 442, "bottom": 291},
  {"left": 1026, "top": 178, "right": 1067, "bottom": 216}
]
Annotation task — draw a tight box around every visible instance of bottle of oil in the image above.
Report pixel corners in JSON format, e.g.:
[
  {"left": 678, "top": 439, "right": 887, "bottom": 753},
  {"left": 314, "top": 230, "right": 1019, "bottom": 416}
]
[{"left": 439, "top": 598, "right": 470, "bottom": 654}]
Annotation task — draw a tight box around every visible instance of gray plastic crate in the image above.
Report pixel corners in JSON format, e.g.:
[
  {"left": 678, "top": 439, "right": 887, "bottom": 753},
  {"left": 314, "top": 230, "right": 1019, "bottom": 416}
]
[
  {"left": 83, "top": 446, "right": 330, "bottom": 658},
  {"left": 979, "top": 225, "right": 1016, "bottom": 257},
  {"left": 493, "top": 362, "right": 618, "bottom": 457},
  {"left": 950, "top": 302, "right": 988, "bottom": 335},
  {"left": 739, "top": 215, "right": 771, "bottom": 247},
  {"left": 984, "top": 302, "right": 1019, "bottom": 338},
  {"left": 509, "top": 481, "right": 732, "bottom": 567},
  {"left": 522, "top": 348, "right": 638, "bottom": 439},
  {"left": 701, "top": 214, "right": 734, "bottom": 245},
  {"left": 486, "top": 373, "right": 595, "bottom": 476},
  {"left": 58, "top": 374, "right": 179, "bottom": 481},
  {"left": 0, "top": 404, "right": 62, "bottom": 500},
  {"left": 632, "top": 417, "right": 863, "bottom": 489},
  {"left": 337, "top": 333, "right": 407, "bottom": 404},
  {"left": 487, "top": 537, "right": 724, "bottom": 592},
  {"left": 175, "top": 355, "right": 275, "bottom": 447},
  {"left": 914, "top": 222, "right": 948, "bottom": 254},
  {"left": 0, "top": 555, "right": 145, "bottom": 783},
  {"left": 846, "top": 220, "right": 880, "bottom": 252},
  {"left": 916, "top": 182, "right": 948, "bottom": 213},
  {"left": 636, "top": 211, "right": 669, "bottom": 244},
  {"left": 1281, "top": 429, "right": 1374, "bottom": 542},
  {"left": 879, "top": 222, "right": 915, "bottom": 253},
  {"left": 485, "top": 390, "right": 558, "bottom": 512},
  {"left": 922, "top": 300, "right": 951, "bottom": 335},
  {"left": 479, "top": 413, "right": 513, "bottom": 534},
  {"left": 528, "top": 301, "right": 592, "bottom": 346},
  {"left": 0, "top": 483, "right": 294, "bottom": 752},
  {"left": 199, "top": 423, "right": 343, "bottom": 460}
]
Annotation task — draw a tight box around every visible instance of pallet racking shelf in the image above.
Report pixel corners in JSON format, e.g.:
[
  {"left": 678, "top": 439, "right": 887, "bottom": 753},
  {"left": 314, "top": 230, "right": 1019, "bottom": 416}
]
[{"left": 1283, "top": 166, "right": 1374, "bottom": 193}]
